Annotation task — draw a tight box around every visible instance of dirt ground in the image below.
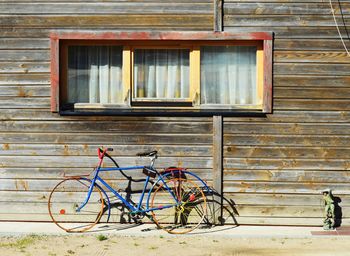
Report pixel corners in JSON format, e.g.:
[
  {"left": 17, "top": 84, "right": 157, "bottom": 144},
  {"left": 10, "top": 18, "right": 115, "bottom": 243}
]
[{"left": 1, "top": 234, "right": 350, "bottom": 256}]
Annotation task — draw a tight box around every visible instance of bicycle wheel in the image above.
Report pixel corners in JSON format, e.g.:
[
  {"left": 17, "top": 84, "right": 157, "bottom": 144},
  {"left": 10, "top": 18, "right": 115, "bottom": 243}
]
[
  {"left": 150, "top": 177, "right": 207, "bottom": 234},
  {"left": 48, "top": 177, "right": 104, "bottom": 232}
]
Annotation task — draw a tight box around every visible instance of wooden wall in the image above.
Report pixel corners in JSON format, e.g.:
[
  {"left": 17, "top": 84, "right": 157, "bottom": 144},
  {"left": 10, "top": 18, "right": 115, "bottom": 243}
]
[
  {"left": 0, "top": 0, "right": 213, "bottom": 221},
  {"left": 1, "top": 0, "right": 350, "bottom": 227},
  {"left": 222, "top": 1, "right": 350, "bottom": 225}
]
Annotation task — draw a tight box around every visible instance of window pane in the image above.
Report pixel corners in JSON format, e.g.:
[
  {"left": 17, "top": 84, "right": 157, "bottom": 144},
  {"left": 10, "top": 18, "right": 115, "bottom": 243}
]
[
  {"left": 67, "top": 46, "right": 123, "bottom": 104},
  {"left": 134, "top": 49, "right": 190, "bottom": 100},
  {"left": 201, "top": 46, "right": 257, "bottom": 105}
]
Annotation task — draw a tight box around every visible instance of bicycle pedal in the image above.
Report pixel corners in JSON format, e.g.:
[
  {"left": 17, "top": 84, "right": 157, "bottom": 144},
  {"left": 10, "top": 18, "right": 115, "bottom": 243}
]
[{"left": 128, "top": 211, "right": 145, "bottom": 219}]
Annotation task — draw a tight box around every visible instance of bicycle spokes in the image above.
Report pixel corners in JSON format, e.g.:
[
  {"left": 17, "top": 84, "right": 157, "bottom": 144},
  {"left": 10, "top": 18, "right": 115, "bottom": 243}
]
[
  {"left": 48, "top": 178, "right": 104, "bottom": 233},
  {"left": 150, "top": 177, "right": 207, "bottom": 234}
]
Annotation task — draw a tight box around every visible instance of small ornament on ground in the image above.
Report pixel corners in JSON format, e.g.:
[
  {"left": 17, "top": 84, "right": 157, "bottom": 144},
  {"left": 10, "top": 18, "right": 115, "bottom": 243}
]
[{"left": 322, "top": 188, "right": 335, "bottom": 230}]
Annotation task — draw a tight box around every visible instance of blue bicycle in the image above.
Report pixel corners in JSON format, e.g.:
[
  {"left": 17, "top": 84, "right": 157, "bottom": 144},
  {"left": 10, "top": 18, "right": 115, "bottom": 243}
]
[{"left": 48, "top": 148, "right": 211, "bottom": 234}]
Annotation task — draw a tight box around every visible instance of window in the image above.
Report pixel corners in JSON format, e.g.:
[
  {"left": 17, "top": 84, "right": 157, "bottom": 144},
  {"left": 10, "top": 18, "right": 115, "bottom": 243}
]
[
  {"left": 201, "top": 45, "right": 258, "bottom": 106},
  {"left": 51, "top": 32, "right": 273, "bottom": 114},
  {"left": 133, "top": 48, "right": 190, "bottom": 102},
  {"left": 66, "top": 45, "right": 123, "bottom": 104}
]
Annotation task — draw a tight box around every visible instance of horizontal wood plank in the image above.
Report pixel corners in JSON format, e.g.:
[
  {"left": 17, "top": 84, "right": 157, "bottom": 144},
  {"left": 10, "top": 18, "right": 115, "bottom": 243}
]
[
  {"left": 0, "top": 15, "right": 213, "bottom": 28},
  {"left": 224, "top": 15, "right": 350, "bottom": 27},
  {"left": 224, "top": 134, "right": 350, "bottom": 147},
  {"left": 275, "top": 39, "right": 349, "bottom": 51},
  {"left": 275, "top": 87, "right": 350, "bottom": 99},
  {"left": 0, "top": 97, "right": 50, "bottom": 109},
  {"left": 274, "top": 99, "right": 350, "bottom": 111},
  {"left": 224, "top": 193, "right": 350, "bottom": 206},
  {"left": 274, "top": 76, "right": 350, "bottom": 88},
  {"left": 0, "top": 50, "right": 49, "bottom": 61},
  {"left": 224, "top": 158, "right": 350, "bottom": 170},
  {"left": 0, "top": 133, "right": 212, "bottom": 144},
  {"left": 224, "top": 146, "right": 350, "bottom": 159},
  {"left": 0, "top": 155, "right": 213, "bottom": 168},
  {"left": 0, "top": 86, "right": 50, "bottom": 97},
  {"left": 224, "top": 26, "right": 350, "bottom": 39},
  {"left": 0, "top": 74, "right": 50, "bottom": 85},
  {"left": 228, "top": 216, "right": 346, "bottom": 226},
  {"left": 0, "top": 3, "right": 212, "bottom": 14},
  {"left": 224, "top": 3, "right": 350, "bottom": 15},
  {"left": 0, "top": 167, "right": 213, "bottom": 179},
  {"left": 0, "top": 62, "right": 49, "bottom": 73},
  {"left": 224, "top": 170, "right": 350, "bottom": 182},
  {"left": 0, "top": 39, "right": 49, "bottom": 49},
  {"left": 0, "top": 144, "right": 212, "bottom": 157},
  {"left": 275, "top": 63, "right": 350, "bottom": 76},
  {"left": 224, "top": 123, "right": 350, "bottom": 135},
  {"left": 223, "top": 181, "right": 350, "bottom": 194},
  {"left": 275, "top": 51, "right": 350, "bottom": 64},
  {"left": 0, "top": 120, "right": 213, "bottom": 133},
  {"left": 224, "top": 111, "right": 350, "bottom": 123}
]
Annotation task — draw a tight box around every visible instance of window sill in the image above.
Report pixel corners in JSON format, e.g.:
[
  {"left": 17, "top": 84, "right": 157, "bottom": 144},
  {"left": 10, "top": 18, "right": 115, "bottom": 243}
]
[
  {"left": 71, "top": 103, "right": 262, "bottom": 110},
  {"left": 59, "top": 105, "right": 267, "bottom": 117}
]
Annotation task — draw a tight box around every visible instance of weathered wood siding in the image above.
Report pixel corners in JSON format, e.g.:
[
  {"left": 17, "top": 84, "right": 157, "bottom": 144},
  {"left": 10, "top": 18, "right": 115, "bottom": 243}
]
[
  {"left": 223, "top": 1, "right": 350, "bottom": 225},
  {"left": 1, "top": 0, "right": 350, "bottom": 227},
  {"left": 0, "top": 1, "right": 213, "bottom": 221}
]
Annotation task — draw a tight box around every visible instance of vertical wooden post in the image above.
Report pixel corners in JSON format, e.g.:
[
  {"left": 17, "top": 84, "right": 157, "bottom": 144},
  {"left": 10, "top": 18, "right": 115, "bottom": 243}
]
[
  {"left": 50, "top": 36, "right": 59, "bottom": 112},
  {"left": 214, "top": 0, "right": 223, "bottom": 32},
  {"left": 213, "top": 115, "right": 223, "bottom": 224},
  {"left": 263, "top": 39, "right": 273, "bottom": 113}
]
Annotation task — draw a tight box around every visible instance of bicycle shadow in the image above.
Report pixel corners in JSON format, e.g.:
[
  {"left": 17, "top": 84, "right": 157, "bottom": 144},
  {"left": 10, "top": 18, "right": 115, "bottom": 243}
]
[
  {"left": 204, "top": 189, "right": 239, "bottom": 225},
  {"left": 186, "top": 189, "right": 239, "bottom": 234}
]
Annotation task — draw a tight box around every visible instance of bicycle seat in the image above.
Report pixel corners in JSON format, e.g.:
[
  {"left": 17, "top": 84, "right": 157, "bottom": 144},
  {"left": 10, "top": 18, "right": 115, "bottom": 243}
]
[{"left": 136, "top": 150, "right": 158, "bottom": 157}]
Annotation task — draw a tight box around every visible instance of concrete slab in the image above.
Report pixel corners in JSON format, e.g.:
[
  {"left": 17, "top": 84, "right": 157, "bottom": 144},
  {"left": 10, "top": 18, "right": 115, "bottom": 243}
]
[{"left": 0, "top": 222, "right": 327, "bottom": 238}]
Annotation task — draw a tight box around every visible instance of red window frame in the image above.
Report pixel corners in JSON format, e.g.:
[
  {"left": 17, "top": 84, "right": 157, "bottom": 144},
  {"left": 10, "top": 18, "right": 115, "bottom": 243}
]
[{"left": 50, "top": 31, "right": 273, "bottom": 114}]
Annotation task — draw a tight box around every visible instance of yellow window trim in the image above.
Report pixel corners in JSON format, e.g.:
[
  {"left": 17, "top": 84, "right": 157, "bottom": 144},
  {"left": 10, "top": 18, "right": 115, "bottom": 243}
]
[{"left": 61, "top": 40, "right": 264, "bottom": 110}]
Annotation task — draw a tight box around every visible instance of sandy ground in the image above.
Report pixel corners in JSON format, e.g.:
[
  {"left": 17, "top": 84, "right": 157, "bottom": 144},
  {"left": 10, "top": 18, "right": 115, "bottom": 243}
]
[{"left": 1, "top": 233, "right": 350, "bottom": 256}]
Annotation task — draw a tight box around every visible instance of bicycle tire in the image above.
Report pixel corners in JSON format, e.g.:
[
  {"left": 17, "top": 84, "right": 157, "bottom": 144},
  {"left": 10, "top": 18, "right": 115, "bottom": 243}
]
[
  {"left": 48, "top": 177, "right": 104, "bottom": 233},
  {"left": 149, "top": 177, "right": 207, "bottom": 234}
]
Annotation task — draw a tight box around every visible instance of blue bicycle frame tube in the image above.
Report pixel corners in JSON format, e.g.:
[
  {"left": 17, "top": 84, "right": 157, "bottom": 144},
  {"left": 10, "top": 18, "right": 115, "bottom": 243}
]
[
  {"left": 76, "top": 178, "right": 98, "bottom": 212},
  {"left": 96, "top": 176, "right": 137, "bottom": 211},
  {"left": 99, "top": 166, "right": 145, "bottom": 172},
  {"left": 137, "top": 175, "right": 150, "bottom": 211}
]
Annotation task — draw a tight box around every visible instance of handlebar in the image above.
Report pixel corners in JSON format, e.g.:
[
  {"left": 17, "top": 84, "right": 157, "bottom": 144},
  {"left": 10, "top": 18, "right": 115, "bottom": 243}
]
[{"left": 98, "top": 147, "right": 113, "bottom": 159}]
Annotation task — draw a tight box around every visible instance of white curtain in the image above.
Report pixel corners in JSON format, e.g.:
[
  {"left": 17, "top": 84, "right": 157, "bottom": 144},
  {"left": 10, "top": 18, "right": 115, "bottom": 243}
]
[
  {"left": 67, "top": 46, "right": 123, "bottom": 104},
  {"left": 134, "top": 49, "right": 190, "bottom": 99},
  {"left": 201, "top": 46, "right": 257, "bottom": 105}
]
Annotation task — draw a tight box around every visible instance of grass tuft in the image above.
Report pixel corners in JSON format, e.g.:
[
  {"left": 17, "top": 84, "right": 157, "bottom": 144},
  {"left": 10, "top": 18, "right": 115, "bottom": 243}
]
[{"left": 96, "top": 234, "right": 108, "bottom": 241}]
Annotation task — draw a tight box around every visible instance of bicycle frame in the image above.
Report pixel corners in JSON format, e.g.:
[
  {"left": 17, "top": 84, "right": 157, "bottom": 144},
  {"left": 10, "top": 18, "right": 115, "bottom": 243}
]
[{"left": 76, "top": 164, "right": 180, "bottom": 215}]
